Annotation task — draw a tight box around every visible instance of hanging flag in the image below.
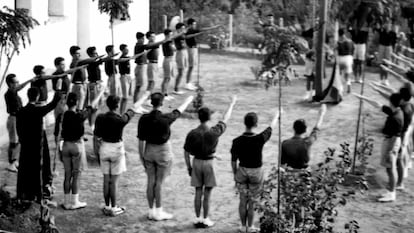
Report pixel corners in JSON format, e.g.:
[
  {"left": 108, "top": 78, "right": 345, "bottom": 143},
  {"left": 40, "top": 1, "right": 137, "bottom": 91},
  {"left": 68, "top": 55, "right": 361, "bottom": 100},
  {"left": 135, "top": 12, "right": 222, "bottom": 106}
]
[{"left": 313, "top": 62, "right": 343, "bottom": 104}]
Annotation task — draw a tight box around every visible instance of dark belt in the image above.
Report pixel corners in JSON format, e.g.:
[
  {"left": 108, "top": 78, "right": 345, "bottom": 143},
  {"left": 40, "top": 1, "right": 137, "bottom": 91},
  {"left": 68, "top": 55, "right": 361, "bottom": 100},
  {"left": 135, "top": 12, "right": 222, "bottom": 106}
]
[
  {"left": 89, "top": 80, "right": 102, "bottom": 84},
  {"left": 164, "top": 55, "right": 173, "bottom": 58},
  {"left": 149, "top": 60, "right": 158, "bottom": 64},
  {"left": 8, "top": 113, "right": 17, "bottom": 117},
  {"left": 188, "top": 46, "right": 197, "bottom": 48},
  {"left": 103, "top": 139, "right": 122, "bottom": 143},
  {"left": 177, "top": 48, "right": 187, "bottom": 51},
  {"left": 194, "top": 155, "right": 214, "bottom": 160},
  {"left": 73, "top": 82, "right": 84, "bottom": 85}
]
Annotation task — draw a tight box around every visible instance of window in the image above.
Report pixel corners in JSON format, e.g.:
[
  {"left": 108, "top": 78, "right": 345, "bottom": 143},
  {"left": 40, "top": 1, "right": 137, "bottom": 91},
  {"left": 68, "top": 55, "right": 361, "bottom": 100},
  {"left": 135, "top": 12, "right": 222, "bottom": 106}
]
[{"left": 48, "top": 0, "right": 64, "bottom": 16}]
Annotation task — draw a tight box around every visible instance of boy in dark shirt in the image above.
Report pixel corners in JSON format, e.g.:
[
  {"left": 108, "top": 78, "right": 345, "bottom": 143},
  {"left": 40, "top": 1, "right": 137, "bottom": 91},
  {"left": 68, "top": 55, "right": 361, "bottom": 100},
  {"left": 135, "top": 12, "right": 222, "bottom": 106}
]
[
  {"left": 231, "top": 110, "right": 279, "bottom": 233},
  {"left": 118, "top": 44, "right": 132, "bottom": 114},
  {"left": 162, "top": 29, "right": 176, "bottom": 101},
  {"left": 174, "top": 23, "right": 189, "bottom": 94},
  {"left": 104, "top": 45, "right": 118, "bottom": 97},
  {"left": 184, "top": 96, "right": 237, "bottom": 227},
  {"left": 4, "top": 74, "right": 34, "bottom": 172},
  {"left": 376, "top": 22, "right": 397, "bottom": 85},
  {"left": 337, "top": 29, "right": 354, "bottom": 93},
  {"left": 349, "top": 26, "right": 369, "bottom": 83},
  {"left": 31, "top": 65, "right": 67, "bottom": 104},
  {"left": 281, "top": 104, "right": 326, "bottom": 169},
  {"left": 353, "top": 93, "right": 403, "bottom": 202},
  {"left": 138, "top": 93, "right": 193, "bottom": 221}
]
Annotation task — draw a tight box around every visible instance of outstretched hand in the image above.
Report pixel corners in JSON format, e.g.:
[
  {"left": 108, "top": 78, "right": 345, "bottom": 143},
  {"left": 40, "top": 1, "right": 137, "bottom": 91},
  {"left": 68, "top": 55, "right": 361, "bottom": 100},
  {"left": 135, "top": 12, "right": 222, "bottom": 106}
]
[{"left": 319, "top": 104, "right": 327, "bottom": 115}]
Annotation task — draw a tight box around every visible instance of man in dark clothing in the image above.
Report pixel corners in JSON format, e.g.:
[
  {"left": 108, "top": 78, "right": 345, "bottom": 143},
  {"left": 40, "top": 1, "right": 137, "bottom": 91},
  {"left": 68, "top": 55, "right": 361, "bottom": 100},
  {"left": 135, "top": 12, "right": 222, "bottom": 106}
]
[
  {"left": 184, "top": 96, "right": 237, "bottom": 228},
  {"left": 231, "top": 110, "right": 279, "bottom": 233},
  {"left": 16, "top": 87, "right": 61, "bottom": 202},
  {"left": 104, "top": 45, "right": 119, "bottom": 97},
  {"left": 94, "top": 93, "right": 148, "bottom": 216},
  {"left": 162, "top": 29, "right": 176, "bottom": 101},
  {"left": 375, "top": 22, "right": 397, "bottom": 85},
  {"left": 353, "top": 93, "right": 403, "bottom": 202},
  {"left": 337, "top": 28, "right": 355, "bottom": 93},
  {"left": 4, "top": 74, "right": 35, "bottom": 172},
  {"left": 138, "top": 93, "right": 193, "bottom": 221},
  {"left": 349, "top": 26, "right": 369, "bottom": 83},
  {"left": 281, "top": 104, "right": 327, "bottom": 169}
]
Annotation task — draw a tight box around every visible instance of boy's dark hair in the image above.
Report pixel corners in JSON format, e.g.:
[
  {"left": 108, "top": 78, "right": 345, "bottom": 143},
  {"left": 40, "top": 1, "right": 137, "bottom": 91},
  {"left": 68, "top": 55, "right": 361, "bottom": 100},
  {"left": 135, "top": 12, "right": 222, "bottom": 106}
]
[
  {"left": 390, "top": 93, "right": 402, "bottom": 107},
  {"left": 338, "top": 28, "right": 345, "bottom": 36},
  {"left": 86, "top": 46, "right": 96, "bottom": 56},
  {"left": 244, "top": 112, "right": 258, "bottom": 128},
  {"left": 146, "top": 31, "right": 155, "bottom": 39},
  {"left": 400, "top": 87, "right": 412, "bottom": 101},
  {"left": 187, "top": 18, "right": 196, "bottom": 25},
  {"left": 176, "top": 22, "right": 185, "bottom": 30},
  {"left": 33, "top": 65, "right": 44, "bottom": 75},
  {"left": 305, "top": 50, "right": 315, "bottom": 59},
  {"left": 164, "top": 29, "right": 172, "bottom": 35},
  {"left": 106, "top": 95, "right": 120, "bottom": 110},
  {"left": 119, "top": 44, "right": 127, "bottom": 51},
  {"left": 6, "top": 74, "right": 16, "bottom": 86},
  {"left": 267, "top": 14, "right": 274, "bottom": 17},
  {"left": 293, "top": 119, "right": 307, "bottom": 134},
  {"left": 54, "top": 57, "right": 64, "bottom": 66},
  {"left": 136, "top": 32, "right": 145, "bottom": 40},
  {"left": 198, "top": 107, "right": 212, "bottom": 123},
  {"left": 69, "top": 46, "right": 81, "bottom": 55},
  {"left": 105, "top": 45, "right": 114, "bottom": 53},
  {"left": 66, "top": 92, "right": 78, "bottom": 108},
  {"left": 150, "top": 92, "right": 164, "bottom": 108},
  {"left": 27, "top": 87, "right": 39, "bottom": 102}
]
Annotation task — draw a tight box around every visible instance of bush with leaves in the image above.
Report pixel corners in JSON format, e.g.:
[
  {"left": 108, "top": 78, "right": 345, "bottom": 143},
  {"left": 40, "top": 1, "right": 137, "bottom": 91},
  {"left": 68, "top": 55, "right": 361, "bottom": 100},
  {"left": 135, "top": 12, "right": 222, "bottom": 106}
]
[{"left": 256, "top": 142, "right": 366, "bottom": 233}]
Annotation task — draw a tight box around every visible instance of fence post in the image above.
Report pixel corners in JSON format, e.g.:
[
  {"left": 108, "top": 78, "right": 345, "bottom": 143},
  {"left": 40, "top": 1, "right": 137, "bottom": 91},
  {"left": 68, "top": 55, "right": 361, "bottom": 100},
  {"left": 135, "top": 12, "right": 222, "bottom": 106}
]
[
  {"left": 229, "top": 14, "right": 233, "bottom": 48},
  {"left": 163, "top": 15, "right": 167, "bottom": 30},
  {"left": 180, "top": 9, "right": 184, "bottom": 23}
]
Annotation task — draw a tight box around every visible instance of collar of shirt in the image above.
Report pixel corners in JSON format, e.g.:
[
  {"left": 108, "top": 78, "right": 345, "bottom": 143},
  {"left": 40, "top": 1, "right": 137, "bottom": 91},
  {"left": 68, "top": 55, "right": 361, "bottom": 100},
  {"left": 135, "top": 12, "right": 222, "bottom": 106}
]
[{"left": 242, "top": 132, "right": 256, "bottom": 136}]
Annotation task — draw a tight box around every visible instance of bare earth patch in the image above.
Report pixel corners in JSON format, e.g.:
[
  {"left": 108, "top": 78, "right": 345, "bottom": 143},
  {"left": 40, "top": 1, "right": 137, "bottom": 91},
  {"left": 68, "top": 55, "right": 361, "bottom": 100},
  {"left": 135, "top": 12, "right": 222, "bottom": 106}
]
[{"left": 1, "top": 53, "right": 414, "bottom": 232}]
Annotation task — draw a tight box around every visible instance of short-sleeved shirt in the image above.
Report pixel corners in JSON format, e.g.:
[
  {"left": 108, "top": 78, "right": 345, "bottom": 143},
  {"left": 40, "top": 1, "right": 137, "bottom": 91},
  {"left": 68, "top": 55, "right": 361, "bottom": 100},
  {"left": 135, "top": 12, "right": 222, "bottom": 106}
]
[
  {"left": 337, "top": 39, "right": 354, "bottom": 56},
  {"left": 61, "top": 110, "right": 89, "bottom": 141},
  {"left": 138, "top": 109, "right": 181, "bottom": 145},
  {"left": 70, "top": 59, "right": 87, "bottom": 83},
  {"left": 281, "top": 127, "right": 319, "bottom": 169},
  {"left": 378, "top": 29, "right": 397, "bottom": 47},
  {"left": 174, "top": 36, "right": 187, "bottom": 51},
  {"left": 118, "top": 55, "right": 131, "bottom": 75},
  {"left": 186, "top": 28, "right": 201, "bottom": 48},
  {"left": 134, "top": 43, "right": 148, "bottom": 64},
  {"left": 162, "top": 41, "right": 175, "bottom": 57},
  {"left": 86, "top": 60, "right": 102, "bottom": 82},
  {"left": 349, "top": 29, "right": 369, "bottom": 44},
  {"left": 31, "top": 77, "right": 48, "bottom": 102},
  {"left": 146, "top": 45, "right": 159, "bottom": 62},
  {"left": 401, "top": 102, "right": 414, "bottom": 133},
  {"left": 94, "top": 110, "right": 135, "bottom": 143},
  {"left": 184, "top": 122, "right": 227, "bottom": 160},
  {"left": 382, "top": 106, "right": 404, "bottom": 137},
  {"left": 4, "top": 88, "right": 22, "bottom": 116},
  {"left": 104, "top": 59, "right": 117, "bottom": 76},
  {"left": 231, "top": 127, "right": 272, "bottom": 168},
  {"left": 52, "top": 70, "right": 70, "bottom": 94}
]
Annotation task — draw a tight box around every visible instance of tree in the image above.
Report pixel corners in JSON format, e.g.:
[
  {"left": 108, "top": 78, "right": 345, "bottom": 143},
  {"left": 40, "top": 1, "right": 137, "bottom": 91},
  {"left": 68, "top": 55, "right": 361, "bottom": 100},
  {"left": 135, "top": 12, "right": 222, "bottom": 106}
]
[
  {"left": 93, "top": 0, "right": 132, "bottom": 45},
  {"left": 0, "top": 6, "right": 38, "bottom": 89}
]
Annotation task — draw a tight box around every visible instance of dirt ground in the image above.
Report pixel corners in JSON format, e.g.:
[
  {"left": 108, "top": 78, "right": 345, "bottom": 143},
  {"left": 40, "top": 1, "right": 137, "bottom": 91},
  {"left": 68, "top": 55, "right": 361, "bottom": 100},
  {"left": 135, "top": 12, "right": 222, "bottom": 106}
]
[{"left": 1, "top": 52, "right": 414, "bottom": 233}]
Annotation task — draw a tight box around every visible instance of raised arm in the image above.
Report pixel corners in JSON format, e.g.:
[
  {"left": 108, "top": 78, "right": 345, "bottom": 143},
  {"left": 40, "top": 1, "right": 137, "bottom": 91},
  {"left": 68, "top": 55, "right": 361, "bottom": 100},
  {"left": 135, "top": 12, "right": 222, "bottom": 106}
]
[
  {"left": 64, "top": 64, "right": 89, "bottom": 74},
  {"left": 314, "top": 104, "right": 327, "bottom": 129},
  {"left": 380, "top": 64, "right": 408, "bottom": 83},
  {"left": 222, "top": 95, "right": 238, "bottom": 124},
  {"left": 270, "top": 108, "right": 281, "bottom": 129},
  {"left": 352, "top": 93, "right": 383, "bottom": 109},
  {"left": 383, "top": 59, "right": 408, "bottom": 73},
  {"left": 177, "top": 96, "right": 195, "bottom": 113},
  {"left": 16, "top": 77, "right": 36, "bottom": 92},
  {"left": 370, "top": 83, "right": 391, "bottom": 100},
  {"left": 118, "top": 51, "right": 146, "bottom": 62},
  {"left": 100, "top": 53, "right": 120, "bottom": 62}
]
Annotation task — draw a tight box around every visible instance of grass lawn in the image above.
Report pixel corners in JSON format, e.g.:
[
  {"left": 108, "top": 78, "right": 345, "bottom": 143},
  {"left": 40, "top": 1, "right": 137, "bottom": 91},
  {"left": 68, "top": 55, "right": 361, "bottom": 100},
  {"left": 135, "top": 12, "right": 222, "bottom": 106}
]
[{"left": 1, "top": 52, "right": 414, "bottom": 233}]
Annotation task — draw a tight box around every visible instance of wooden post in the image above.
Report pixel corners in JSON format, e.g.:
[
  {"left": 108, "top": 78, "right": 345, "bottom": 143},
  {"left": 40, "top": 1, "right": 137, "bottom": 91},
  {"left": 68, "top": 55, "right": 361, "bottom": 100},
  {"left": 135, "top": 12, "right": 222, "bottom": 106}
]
[
  {"left": 229, "top": 14, "right": 233, "bottom": 48},
  {"left": 180, "top": 9, "right": 184, "bottom": 23},
  {"left": 163, "top": 15, "right": 167, "bottom": 30},
  {"left": 315, "top": 0, "right": 328, "bottom": 98}
]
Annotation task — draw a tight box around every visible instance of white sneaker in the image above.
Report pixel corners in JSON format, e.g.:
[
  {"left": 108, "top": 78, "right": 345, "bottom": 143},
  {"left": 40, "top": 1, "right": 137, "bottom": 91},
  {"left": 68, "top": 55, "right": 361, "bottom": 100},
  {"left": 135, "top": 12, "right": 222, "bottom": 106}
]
[
  {"left": 193, "top": 216, "right": 202, "bottom": 225},
  {"left": 203, "top": 217, "right": 215, "bottom": 227},
  {"left": 173, "top": 90, "right": 185, "bottom": 95},
  {"left": 248, "top": 226, "right": 260, "bottom": 233},
  {"left": 70, "top": 194, "right": 87, "bottom": 209},
  {"left": 378, "top": 191, "right": 396, "bottom": 202},
  {"left": 153, "top": 208, "right": 173, "bottom": 221},
  {"left": 147, "top": 207, "right": 155, "bottom": 220},
  {"left": 110, "top": 206, "right": 126, "bottom": 216},
  {"left": 7, "top": 163, "right": 18, "bottom": 173},
  {"left": 185, "top": 83, "right": 197, "bottom": 91},
  {"left": 396, "top": 184, "right": 405, "bottom": 191}
]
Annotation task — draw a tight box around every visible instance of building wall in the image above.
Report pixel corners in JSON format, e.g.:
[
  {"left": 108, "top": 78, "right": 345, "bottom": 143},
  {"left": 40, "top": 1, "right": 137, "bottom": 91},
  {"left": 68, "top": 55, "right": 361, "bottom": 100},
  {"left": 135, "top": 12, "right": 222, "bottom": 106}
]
[{"left": 0, "top": 0, "right": 150, "bottom": 144}]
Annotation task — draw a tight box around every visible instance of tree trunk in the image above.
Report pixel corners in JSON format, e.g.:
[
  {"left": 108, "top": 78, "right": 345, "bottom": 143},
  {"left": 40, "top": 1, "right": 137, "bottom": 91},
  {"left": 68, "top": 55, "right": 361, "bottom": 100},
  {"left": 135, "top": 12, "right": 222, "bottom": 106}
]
[
  {"left": 315, "top": 0, "right": 328, "bottom": 98},
  {"left": 0, "top": 49, "right": 17, "bottom": 89},
  {"left": 111, "top": 20, "right": 114, "bottom": 46}
]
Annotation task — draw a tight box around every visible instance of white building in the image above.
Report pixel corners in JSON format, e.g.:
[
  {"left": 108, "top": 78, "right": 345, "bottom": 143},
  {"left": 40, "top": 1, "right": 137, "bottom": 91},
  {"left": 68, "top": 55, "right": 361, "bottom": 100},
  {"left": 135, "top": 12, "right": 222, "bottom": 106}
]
[{"left": 0, "top": 0, "right": 150, "bottom": 144}]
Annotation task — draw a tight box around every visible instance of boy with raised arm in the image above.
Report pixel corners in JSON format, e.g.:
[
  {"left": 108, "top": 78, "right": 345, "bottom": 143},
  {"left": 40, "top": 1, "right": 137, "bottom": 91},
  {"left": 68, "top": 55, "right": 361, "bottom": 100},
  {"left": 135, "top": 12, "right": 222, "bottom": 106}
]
[
  {"left": 162, "top": 29, "right": 176, "bottom": 101},
  {"left": 231, "top": 109, "right": 279, "bottom": 233},
  {"left": 95, "top": 92, "right": 150, "bottom": 216},
  {"left": 185, "top": 18, "right": 220, "bottom": 90},
  {"left": 4, "top": 74, "right": 35, "bottom": 172},
  {"left": 353, "top": 93, "right": 403, "bottom": 202},
  {"left": 281, "top": 104, "right": 327, "bottom": 169},
  {"left": 138, "top": 93, "right": 194, "bottom": 221},
  {"left": 184, "top": 96, "right": 237, "bottom": 228}
]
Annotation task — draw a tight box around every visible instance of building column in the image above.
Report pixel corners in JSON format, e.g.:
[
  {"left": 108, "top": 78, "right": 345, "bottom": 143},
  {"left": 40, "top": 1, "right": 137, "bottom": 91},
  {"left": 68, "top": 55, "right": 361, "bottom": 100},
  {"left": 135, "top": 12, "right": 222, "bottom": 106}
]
[{"left": 77, "top": 0, "right": 91, "bottom": 54}]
